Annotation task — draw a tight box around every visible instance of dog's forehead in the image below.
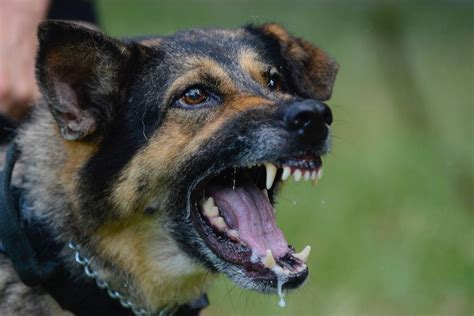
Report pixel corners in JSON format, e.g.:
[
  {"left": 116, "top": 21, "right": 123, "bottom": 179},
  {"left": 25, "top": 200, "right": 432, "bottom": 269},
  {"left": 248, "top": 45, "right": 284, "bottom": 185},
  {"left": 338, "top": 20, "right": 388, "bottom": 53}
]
[
  {"left": 142, "top": 28, "right": 272, "bottom": 68},
  {"left": 168, "top": 28, "right": 251, "bottom": 51},
  {"left": 169, "top": 28, "right": 247, "bottom": 44},
  {"left": 133, "top": 27, "right": 288, "bottom": 100}
]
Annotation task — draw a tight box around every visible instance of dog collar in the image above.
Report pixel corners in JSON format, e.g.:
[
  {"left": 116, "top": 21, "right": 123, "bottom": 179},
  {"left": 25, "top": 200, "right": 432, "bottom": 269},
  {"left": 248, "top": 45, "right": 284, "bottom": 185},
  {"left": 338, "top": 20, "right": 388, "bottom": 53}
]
[
  {"left": 67, "top": 241, "right": 179, "bottom": 316},
  {"left": 0, "top": 143, "right": 209, "bottom": 316}
]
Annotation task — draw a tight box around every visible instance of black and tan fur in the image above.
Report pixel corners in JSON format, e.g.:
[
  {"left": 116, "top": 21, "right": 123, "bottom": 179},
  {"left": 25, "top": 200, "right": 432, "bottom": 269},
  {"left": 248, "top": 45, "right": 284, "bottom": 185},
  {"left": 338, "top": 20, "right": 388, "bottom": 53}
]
[{"left": 0, "top": 21, "right": 338, "bottom": 315}]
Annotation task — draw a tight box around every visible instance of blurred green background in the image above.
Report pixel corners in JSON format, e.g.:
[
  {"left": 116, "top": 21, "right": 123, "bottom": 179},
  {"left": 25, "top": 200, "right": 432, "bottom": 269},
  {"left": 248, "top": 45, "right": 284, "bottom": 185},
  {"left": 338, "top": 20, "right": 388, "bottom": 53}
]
[{"left": 96, "top": 1, "right": 473, "bottom": 315}]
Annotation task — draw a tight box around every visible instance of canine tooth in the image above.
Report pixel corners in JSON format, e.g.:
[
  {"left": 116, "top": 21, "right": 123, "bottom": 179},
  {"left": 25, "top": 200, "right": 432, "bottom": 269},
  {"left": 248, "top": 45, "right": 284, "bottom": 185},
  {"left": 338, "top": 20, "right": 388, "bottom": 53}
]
[
  {"left": 262, "top": 189, "right": 269, "bottom": 200},
  {"left": 265, "top": 162, "right": 278, "bottom": 189},
  {"left": 281, "top": 166, "right": 291, "bottom": 181},
  {"left": 304, "top": 171, "right": 311, "bottom": 181},
  {"left": 210, "top": 216, "right": 227, "bottom": 231},
  {"left": 293, "top": 245, "right": 311, "bottom": 263},
  {"left": 227, "top": 229, "right": 239, "bottom": 241},
  {"left": 310, "top": 171, "right": 317, "bottom": 180},
  {"left": 264, "top": 249, "right": 276, "bottom": 269},
  {"left": 293, "top": 169, "right": 302, "bottom": 181},
  {"left": 317, "top": 168, "right": 323, "bottom": 180}
]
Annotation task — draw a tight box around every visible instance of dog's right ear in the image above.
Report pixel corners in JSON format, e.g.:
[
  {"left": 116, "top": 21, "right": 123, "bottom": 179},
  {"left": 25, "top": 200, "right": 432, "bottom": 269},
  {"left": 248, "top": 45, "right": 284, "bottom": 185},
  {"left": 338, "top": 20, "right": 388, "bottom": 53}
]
[{"left": 36, "top": 21, "right": 147, "bottom": 141}]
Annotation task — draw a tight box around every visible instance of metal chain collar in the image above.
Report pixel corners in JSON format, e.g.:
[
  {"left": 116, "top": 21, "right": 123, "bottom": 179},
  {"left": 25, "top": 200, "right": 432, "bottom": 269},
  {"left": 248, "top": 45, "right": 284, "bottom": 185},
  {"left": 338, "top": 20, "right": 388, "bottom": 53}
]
[{"left": 68, "top": 242, "right": 176, "bottom": 316}]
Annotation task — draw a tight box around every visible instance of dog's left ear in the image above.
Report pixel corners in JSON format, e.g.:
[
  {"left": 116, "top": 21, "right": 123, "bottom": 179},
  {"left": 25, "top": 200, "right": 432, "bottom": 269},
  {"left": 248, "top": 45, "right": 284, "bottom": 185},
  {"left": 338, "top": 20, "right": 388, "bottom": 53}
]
[
  {"left": 249, "top": 23, "right": 339, "bottom": 101},
  {"left": 36, "top": 21, "right": 146, "bottom": 140}
]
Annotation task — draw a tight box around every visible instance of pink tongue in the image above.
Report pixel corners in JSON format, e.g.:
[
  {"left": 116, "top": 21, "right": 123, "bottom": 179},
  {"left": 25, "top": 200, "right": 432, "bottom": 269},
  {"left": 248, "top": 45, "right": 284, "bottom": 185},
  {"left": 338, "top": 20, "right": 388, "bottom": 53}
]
[{"left": 208, "top": 184, "right": 289, "bottom": 259}]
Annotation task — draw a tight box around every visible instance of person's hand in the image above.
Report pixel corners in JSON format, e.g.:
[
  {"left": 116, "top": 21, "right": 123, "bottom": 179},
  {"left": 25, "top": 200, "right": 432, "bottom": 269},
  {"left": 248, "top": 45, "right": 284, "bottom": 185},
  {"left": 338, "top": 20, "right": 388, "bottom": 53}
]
[{"left": 0, "top": 0, "right": 49, "bottom": 121}]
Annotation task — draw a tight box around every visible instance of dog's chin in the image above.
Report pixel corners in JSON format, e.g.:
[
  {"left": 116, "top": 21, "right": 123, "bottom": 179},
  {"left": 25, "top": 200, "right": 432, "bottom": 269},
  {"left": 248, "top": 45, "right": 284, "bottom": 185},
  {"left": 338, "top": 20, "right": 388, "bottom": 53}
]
[{"left": 186, "top": 154, "right": 323, "bottom": 293}]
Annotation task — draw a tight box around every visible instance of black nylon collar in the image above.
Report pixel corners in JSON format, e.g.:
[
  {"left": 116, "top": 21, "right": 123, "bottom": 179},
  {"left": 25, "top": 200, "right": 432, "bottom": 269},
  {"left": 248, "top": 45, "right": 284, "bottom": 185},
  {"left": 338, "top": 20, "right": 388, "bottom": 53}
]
[
  {"left": 0, "top": 143, "right": 58, "bottom": 286},
  {"left": 0, "top": 143, "right": 209, "bottom": 316}
]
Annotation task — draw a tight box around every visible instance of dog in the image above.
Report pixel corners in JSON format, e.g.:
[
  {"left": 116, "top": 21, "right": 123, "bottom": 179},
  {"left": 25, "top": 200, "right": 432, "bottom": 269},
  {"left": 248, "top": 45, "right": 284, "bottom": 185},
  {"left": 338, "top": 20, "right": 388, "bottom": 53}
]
[{"left": 0, "top": 21, "right": 338, "bottom": 315}]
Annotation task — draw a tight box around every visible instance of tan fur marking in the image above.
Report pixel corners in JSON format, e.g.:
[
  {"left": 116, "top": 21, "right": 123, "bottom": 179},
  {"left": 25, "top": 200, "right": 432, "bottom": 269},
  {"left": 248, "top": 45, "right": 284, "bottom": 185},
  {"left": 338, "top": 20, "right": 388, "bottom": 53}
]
[
  {"left": 239, "top": 49, "right": 267, "bottom": 85},
  {"left": 96, "top": 216, "right": 212, "bottom": 309},
  {"left": 111, "top": 118, "right": 191, "bottom": 215},
  {"left": 226, "top": 95, "right": 271, "bottom": 112},
  {"left": 164, "top": 57, "right": 237, "bottom": 103},
  {"left": 140, "top": 38, "right": 162, "bottom": 47},
  {"left": 262, "top": 23, "right": 292, "bottom": 44},
  {"left": 59, "top": 136, "right": 98, "bottom": 196}
]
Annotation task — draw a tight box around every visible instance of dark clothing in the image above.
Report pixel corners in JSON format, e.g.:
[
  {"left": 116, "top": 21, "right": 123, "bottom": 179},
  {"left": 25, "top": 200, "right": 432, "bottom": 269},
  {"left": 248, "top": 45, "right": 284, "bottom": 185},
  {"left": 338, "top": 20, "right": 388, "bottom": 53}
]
[{"left": 47, "top": 0, "right": 98, "bottom": 24}]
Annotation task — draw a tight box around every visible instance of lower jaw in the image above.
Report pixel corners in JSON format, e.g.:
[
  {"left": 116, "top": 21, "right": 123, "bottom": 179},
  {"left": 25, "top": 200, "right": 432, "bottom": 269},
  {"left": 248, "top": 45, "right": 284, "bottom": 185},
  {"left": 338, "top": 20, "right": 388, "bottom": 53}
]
[{"left": 190, "top": 201, "right": 309, "bottom": 293}]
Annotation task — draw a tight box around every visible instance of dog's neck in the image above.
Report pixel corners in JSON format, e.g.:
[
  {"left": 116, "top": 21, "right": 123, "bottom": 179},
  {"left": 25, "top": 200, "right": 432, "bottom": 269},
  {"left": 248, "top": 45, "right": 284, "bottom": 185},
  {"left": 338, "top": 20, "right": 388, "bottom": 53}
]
[{"left": 14, "top": 105, "right": 213, "bottom": 313}]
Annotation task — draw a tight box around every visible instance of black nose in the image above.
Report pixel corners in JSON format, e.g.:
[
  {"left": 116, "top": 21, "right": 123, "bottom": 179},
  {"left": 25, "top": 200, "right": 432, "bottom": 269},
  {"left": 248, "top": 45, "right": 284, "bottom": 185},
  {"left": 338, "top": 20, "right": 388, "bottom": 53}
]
[{"left": 283, "top": 99, "right": 332, "bottom": 144}]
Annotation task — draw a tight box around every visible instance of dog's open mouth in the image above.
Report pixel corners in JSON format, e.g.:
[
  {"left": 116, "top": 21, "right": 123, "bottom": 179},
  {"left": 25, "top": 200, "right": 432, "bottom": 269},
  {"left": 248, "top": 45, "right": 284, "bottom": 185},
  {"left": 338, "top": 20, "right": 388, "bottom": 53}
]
[{"left": 190, "top": 154, "right": 323, "bottom": 293}]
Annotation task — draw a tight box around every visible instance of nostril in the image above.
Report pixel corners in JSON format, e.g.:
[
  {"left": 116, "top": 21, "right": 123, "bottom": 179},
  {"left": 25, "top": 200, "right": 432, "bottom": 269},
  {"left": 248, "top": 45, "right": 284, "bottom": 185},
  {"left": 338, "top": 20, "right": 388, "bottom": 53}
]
[{"left": 322, "top": 105, "right": 333, "bottom": 126}]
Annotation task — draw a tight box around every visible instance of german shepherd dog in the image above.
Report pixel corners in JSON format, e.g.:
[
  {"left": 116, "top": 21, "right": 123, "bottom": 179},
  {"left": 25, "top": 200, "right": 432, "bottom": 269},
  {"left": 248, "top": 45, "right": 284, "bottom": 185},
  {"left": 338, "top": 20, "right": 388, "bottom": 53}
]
[{"left": 0, "top": 21, "right": 338, "bottom": 315}]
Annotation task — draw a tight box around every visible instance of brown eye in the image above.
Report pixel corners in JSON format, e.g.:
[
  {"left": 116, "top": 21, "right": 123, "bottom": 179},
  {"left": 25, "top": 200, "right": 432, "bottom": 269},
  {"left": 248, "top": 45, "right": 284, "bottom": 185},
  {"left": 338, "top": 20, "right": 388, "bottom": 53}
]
[
  {"left": 268, "top": 77, "right": 279, "bottom": 90},
  {"left": 267, "top": 69, "right": 281, "bottom": 91},
  {"left": 180, "top": 88, "right": 208, "bottom": 105}
]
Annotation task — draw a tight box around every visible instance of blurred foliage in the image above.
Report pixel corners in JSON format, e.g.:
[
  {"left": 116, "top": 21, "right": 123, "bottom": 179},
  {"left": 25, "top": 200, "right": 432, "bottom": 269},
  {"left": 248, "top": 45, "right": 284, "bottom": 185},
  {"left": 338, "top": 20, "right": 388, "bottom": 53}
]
[{"left": 97, "top": 1, "right": 473, "bottom": 315}]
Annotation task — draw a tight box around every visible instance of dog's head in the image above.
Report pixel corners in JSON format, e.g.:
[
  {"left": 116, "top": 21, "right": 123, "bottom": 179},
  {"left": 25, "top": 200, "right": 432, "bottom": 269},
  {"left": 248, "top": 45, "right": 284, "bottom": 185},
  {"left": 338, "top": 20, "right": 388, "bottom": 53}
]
[{"left": 33, "top": 21, "right": 338, "bottom": 306}]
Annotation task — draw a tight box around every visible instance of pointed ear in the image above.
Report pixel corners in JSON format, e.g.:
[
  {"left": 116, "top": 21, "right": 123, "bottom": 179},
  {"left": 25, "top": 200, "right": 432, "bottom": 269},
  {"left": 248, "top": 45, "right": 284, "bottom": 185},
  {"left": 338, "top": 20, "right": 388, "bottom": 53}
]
[
  {"left": 249, "top": 23, "right": 339, "bottom": 101},
  {"left": 36, "top": 21, "right": 144, "bottom": 140}
]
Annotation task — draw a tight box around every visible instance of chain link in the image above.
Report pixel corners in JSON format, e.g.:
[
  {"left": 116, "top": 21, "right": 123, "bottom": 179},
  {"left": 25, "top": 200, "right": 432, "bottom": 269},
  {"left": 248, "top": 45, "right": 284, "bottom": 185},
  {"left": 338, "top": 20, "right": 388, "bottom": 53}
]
[{"left": 68, "top": 242, "right": 175, "bottom": 316}]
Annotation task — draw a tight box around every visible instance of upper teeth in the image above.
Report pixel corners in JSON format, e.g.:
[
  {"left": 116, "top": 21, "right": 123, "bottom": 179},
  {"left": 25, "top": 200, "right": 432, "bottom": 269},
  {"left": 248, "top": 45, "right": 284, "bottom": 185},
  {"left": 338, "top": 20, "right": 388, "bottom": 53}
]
[
  {"left": 246, "top": 161, "right": 324, "bottom": 188},
  {"left": 293, "top": 169, "right": 302, "bottom": 181},
  {"left": 282, "top": 166, "right": 291, "bottom": 181},
  {"left": 264, "top": 162, "right": 278, "bottom": 189},
  {"left": 304, "top": 170, "right": 311, "bottom": 181},
  {"left": 281, "top": 166, "right": 323, "bottom": 184}
]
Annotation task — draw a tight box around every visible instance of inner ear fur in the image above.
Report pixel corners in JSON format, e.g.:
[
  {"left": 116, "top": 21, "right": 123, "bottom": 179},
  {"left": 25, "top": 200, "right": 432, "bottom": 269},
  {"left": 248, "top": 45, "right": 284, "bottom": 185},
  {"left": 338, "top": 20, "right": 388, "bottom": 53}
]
[
  {"left": 36, "top": 21, "right": 146, "bottom": 140},
  {"left": 250, "top": 23, "right": 339, "bottom": 101}
]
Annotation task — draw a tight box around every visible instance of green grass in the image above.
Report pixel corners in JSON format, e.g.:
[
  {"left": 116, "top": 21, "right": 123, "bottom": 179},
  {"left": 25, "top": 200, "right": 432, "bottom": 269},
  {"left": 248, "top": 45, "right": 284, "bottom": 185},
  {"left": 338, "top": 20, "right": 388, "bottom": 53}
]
[{"left": 97, "top": 1, "right": 473, "bottom": 315}]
